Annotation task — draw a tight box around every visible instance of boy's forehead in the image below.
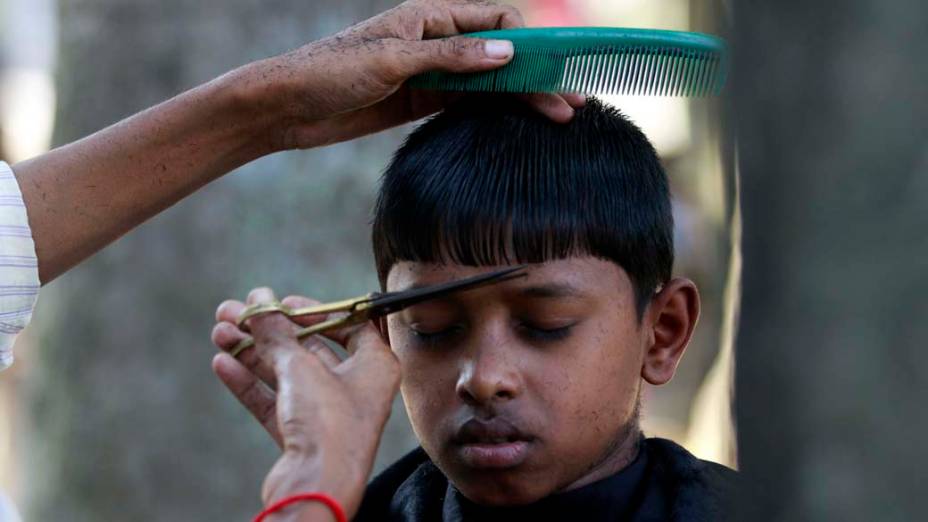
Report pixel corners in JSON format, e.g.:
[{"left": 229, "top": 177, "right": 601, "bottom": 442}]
[{"left": 385, "top": 258, "right": 632, "bottom": 297}]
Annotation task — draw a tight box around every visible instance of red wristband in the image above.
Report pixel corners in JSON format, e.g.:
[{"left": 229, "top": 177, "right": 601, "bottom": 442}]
[{"left": 253, "top": 492, "right": 347, "bottom": 522}]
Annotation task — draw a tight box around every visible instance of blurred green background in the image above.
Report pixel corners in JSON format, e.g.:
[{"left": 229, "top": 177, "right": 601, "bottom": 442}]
[{"left": 0, "top": 0, "right": 736, "bottom": 520}]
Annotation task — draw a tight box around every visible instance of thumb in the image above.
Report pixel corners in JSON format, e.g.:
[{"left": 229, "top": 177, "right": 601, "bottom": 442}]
[
  {"left": 347, "top": 322, "right": 393, "bottom": 362},
  {"left": 345, "top": 323, "right": 401, "bottom": 388},
  {"left": 394, "top": 36, "right": 514, "bottom": 77}
]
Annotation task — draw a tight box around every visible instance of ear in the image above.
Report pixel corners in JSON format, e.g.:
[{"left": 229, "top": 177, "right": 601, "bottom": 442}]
[
  {"left": 641, "top": 278, "right": 700, "bottom": 385},
  {"left": 375, "top": 316, "right": 392, "bottom": 346}
]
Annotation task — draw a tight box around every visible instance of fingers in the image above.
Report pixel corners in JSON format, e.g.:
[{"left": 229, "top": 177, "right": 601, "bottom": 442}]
[
  {"left": 342, "top": 323, "right": 401, "bottom": 394},
  {"left": 212, "top": 353, "right": 284, "bottom": 448},
  {"left": 214, "top": 288, "right": 397, "bottom": 386},
  {"left": 306, "top": 339, "right": 343, "bottom": 369},
  {"left": 386, "top": 36, "right": 513, "bottom": 81},
  {"left": 213, "top": 300, "right": 279, "bottom": 389},
  {"left": 521, "top": 93, "right": 579, "bottom": 124},
  {"left": 346, "top": 323, "right": 393, "bottom": 362},
  {"left": 212, "top": 290, "right": 346, "bottom": 384},
  {"left": 562, "top": 93, "right": 588, "bottom": 109},
  {"left": 215, "top": 298, "right": 246, "bottom": 324},
  {"left": 215, "top": 287, "right": 302, "bottom": 381},
  {"left": 418, "top": 0, "right": 525, "bottom": 38},
  {"left": 279, "top": 295, "right": 348, "bottom": 369},
  {"left": 277, "top": 294, "right": 348, "bottom": 345},
  {"left": 278, "top": 295, "right": 329, "bottom": 327},
  {"left": 244, "top": 287, "right": 303, "bottom": 367},
  {"left": 211, "top": 320, "right": 249, "bottom": 351}
]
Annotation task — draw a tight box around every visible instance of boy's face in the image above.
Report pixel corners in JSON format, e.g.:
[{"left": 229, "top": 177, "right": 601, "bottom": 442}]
[{"left": 385, "top": 257, "right": 648, "bottom": 505}]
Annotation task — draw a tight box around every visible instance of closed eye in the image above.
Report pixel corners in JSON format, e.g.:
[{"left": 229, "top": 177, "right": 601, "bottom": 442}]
[
  {"left": 409, "top": 324, "right": 464, "bottom": 346},
  {"left": 518, "top": 322, "right": 575, "bottom": 342}
]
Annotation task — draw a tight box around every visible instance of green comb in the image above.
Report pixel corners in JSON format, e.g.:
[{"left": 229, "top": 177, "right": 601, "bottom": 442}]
[{"left": 410, "top": 27, "right": 728, "bottom": 97}]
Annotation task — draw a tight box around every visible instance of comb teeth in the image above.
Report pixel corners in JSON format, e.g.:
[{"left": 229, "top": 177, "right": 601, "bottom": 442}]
[{"left": 410, "top": 44, "right": 727, "bottom": 97}]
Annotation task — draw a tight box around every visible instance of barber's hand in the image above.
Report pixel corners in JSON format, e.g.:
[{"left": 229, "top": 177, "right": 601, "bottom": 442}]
[
  {"left": 211, "top": 288, "right": 400, "bottom": 520},
  {"left": 248, "top": 0, "right": 585, "bottom": 149}
]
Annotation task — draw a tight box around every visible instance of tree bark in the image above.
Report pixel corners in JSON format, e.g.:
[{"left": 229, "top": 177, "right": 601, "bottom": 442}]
[{"left": 733, "top": 1, "right": 928, "bottom": 520}]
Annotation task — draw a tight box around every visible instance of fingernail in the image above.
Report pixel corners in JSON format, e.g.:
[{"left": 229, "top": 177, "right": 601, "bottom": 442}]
[{"left": 484, "top": 40, "right": 514, "bottom": 60}]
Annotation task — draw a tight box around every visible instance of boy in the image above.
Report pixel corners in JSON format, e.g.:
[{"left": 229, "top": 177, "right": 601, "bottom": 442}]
[
  {"left": 215, "top": 97, "right": 736, "bottom": 520},
  {"left": 352, "top": 97, "right": 736, "bottom": 520}
]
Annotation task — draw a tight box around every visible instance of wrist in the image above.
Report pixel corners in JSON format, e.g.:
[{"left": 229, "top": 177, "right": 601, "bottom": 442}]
[
  {"left": 222, "top": 54, "right": 320, "bottom": 153},
  {"left": 206, "top": 58, "right": 301, "bottom": 156},
  {"left": 262, "top": 498, "right": 342, "bottom": 522},
  {"left": 263, "top": 451, "right": 366, "bottom": 518}
]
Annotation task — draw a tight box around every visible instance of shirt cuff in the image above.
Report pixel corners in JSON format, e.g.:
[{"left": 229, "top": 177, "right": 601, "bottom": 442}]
[{"left": 0, "top": 161, "right": 39, "bottom": 370}]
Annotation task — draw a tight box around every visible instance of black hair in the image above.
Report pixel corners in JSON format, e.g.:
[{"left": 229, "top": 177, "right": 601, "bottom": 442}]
[{"left": 372, "top": 97, "right": 673, "bottom": 316}]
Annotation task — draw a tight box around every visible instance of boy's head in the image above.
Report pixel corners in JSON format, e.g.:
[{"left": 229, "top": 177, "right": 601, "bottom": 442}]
[{"left": 372, "top": 97, "right": 699, "bottom": 505}]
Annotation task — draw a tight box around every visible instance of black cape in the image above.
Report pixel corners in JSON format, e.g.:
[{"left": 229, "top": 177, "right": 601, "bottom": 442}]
[{"left": 355, "top": 438, "right": 736, "bottom": 521}]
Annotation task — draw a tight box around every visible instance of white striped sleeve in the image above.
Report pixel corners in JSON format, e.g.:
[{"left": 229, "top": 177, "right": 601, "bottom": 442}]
[{"left": 0, "top": 161, "right": 39, "bottom": 370}]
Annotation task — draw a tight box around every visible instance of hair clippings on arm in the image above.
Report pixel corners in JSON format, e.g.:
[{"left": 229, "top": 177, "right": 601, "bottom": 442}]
[{"left": 229, "top": 265, "right": 528, "bottom": 358}]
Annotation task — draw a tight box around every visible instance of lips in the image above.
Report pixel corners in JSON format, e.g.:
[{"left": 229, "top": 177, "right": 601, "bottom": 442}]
[{"left": 452, "top": 418, "right": 535, "bottom": 469}]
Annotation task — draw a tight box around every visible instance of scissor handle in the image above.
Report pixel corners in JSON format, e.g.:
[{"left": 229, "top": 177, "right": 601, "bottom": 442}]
[
  {"left": 235, "top": 302, "right": 293, "bottom": 328},
  {"left": 228, "top": 266, "right": 524, "bottom": 358},
  {"left": 235, "top": 294, "right": 377, "bottom": 330},
  {"left": 229, "top": 302, "right": 375, "bottom": 358},
  {"left": 286, "top": 294, "right": 377, "bottom": 319}
]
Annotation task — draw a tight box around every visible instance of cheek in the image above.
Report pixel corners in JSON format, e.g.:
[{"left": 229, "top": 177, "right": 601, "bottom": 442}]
[
  {"left": 540, "top": 320, "right": 642, "bottom": 439},
  {"left": 388, "top": 323, "right": 458, "bottom": 436}
]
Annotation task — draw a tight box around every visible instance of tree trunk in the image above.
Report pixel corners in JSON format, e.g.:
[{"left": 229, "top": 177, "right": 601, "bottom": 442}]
[
  {"left": 733, "top": 1, "right": 928, "bottom": 520},
  {"left": 22, "top": 1, "right": 413, "bottom": 520}
]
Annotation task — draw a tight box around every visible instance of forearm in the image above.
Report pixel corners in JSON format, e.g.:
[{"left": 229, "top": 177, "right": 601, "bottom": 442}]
[
  {"left": 12, "top": 60, "right": 287, "bottom": 283},
  {"left": 7, "top": 0, "right": 532, "bottom": 285}
]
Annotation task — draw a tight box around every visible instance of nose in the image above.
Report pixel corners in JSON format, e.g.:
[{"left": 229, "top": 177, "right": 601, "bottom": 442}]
[{"left": 455, "top": 337, "right": 523, "bottom": 407}]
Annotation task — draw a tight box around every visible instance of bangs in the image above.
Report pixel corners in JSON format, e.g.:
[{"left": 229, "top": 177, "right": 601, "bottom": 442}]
[{"left": 372, "top": 97, "right": 673, "bottom": 311}]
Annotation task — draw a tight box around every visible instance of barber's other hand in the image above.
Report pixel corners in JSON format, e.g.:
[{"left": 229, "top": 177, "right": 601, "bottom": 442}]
[
  {"left": 241, "top": 0, "right": 585, "bottom": 149},
  {"left": 210, "top": 289, "right": 400, "bottom": 520}
]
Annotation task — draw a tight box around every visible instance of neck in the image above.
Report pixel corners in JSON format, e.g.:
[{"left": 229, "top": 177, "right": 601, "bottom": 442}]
[{"left": 560, "top": 422, "right": 642, "bottom": 493}]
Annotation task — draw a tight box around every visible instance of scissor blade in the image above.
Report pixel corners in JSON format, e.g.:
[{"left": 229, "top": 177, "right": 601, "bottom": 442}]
[{"left": 368, "top": 265, "right": 527, "bottom": 318}]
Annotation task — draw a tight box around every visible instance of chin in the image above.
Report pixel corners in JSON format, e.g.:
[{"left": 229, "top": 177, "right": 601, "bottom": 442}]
[{"left": 452, "top": 473, "right": 551, "bottom": 506}]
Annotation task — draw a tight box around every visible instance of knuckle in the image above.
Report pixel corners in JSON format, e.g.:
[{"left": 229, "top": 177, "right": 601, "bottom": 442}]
[
  {"left": 210, "top": 324, "right": 227, "bottom": 347},
  {"left": 281, "top": 295, "right": 320, "bottom": 308},
  {"left": 258, "top": 400, "right": 277, "bottom": 425},
  {"left": 378, "top": 352, "right": 402, "bottom": 383},
  {"left": 291, "top": 350, "right": 324, "bottom": 371},
  {"left": 238, "top": 349, "right": 263, "bottom": 373},
  {"left": 252, "top": 323, "right": 294, "bottom": 351},
  {"left": 241, "top": 379, "right": 266, "bottom": 406},
  {"left": 306, "top": 342, "right": 333, "bottom": 360},
  {"left": 387, "top": 352, "right": 401, "bottom": 373},
  {"left": 281, "top": 420, "right": 315, "bottom": 449},
  {"left": 398, "top": 18, "right": 423, "bottom": 40},
  {"left": 379, "top": 41, "right": 405, "bottom": 69},
  {"left": 504, "top": 5, "right": 524, "bottom": 21},
  {"left": 249, "top": 311, "right": 286, "bottom": 331},
  {"left": 439, "top": 37, "right": 472, "bottom": 58},
  {"left": 387, "top": 365, "right": 402, "bottom": 388},
  {"left": 376, "top": 40, "right": 414, "bottom": 83}
]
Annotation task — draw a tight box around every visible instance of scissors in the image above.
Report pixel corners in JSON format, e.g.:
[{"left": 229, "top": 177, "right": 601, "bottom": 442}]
[{"left": 229, "top": 265, "right": 527, "bottom": 358}]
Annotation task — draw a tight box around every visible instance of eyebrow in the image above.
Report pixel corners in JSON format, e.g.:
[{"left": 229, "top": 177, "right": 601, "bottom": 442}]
[{"left": 518, "top": 283, "right": 584, "bottom": 299}]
